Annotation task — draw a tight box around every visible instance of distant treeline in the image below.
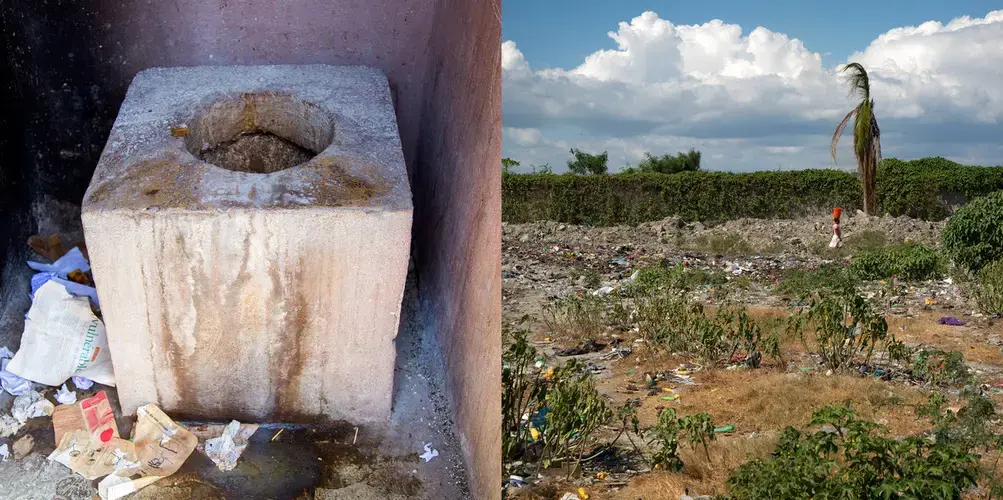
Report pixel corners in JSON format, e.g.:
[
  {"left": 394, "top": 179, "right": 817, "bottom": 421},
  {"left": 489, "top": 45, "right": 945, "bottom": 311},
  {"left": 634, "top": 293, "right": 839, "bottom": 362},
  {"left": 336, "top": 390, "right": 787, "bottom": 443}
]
[{"left": 502, "top": 157, "right": 1003, "bottom": 225}]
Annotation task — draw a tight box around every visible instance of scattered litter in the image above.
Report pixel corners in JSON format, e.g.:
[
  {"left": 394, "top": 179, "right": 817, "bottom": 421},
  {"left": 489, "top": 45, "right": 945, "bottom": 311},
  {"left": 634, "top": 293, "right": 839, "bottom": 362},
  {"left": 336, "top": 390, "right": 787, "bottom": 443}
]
[
  {"left": 13, "top": 434, "right": 34, "bottom": 459},
  {"left": 938, "top": 316, "right": 967, "bottom": 326},
  {"left": 714, "top": 425, "right": 735, "bottom": 433},
  {"left": 49, "top": 429, "right": 137, "bottom": 480},
  {"left": 626, "top": 369, "right": 636, "bottom": 375},
  {"left": 661, "top": 395, "right": 677, "bottom": 401},
  {"left": 578, "top": 487, "right": 590, "bottom": 499},
  {"left": 596, "top": 471, "right": 608, "bottom": 480},
  {"left": 52, "top": 391, "right": 118, "bottom": 445},
  {"left": 600, "top": 347, "right": 631, "bottom": 360},
  {"left": 508, "top": 475, "right": 528, "bottom": 487},
  {"left": 0, "top": 415, "right": 21, "bottom": 437},
  {"left": 72, "top": 376, "right": 94, "bottom": 390},
  {"left": 611, "top": 256, "right": 629, "bottom": 266},
  {"left": 31, "top": 273, "right": 101, "bottom": 308},
  {"left": 556, "top": 339, "right": 606, "bottom": 356},
  {"left": 27, "top": 246, "right": 89, "bottom": 277},
  {"left": 271, "top": 428, "right": 284, "bottom": 442},
  {"left": 593, "top": 285, "right": 615, "bottom": 297},
  {"left": 1, "top": 347, "right": 31, "bottom": 396},
  {"left": 0, "top": 443, "right": 8, "bottom": 462},
  {"left": 12, "top": 390, "right": 55, "bottom": 424},
  {"left": 560, "top": 493, "right": 582, "bottom": 500},
  {"left": 56, "top": 384, "right": 77, "bottom": 405},
  {"left": 925, "top": 297, "right": 938, "bottom": 306},
  {"left": 530, "top": 427, "right": 540, "bottom": 440},
  {"left": 192, "top": 420, "right": 258, "bottom": 471},
  {"left": 97, "top": 404, "right": 198, "bottom": 500},
  {"left": 7, "top": 280, "right": 115, "bottom": 387},
  {"left": 420, "top": 443, "right": 439, "bottom": 462}
]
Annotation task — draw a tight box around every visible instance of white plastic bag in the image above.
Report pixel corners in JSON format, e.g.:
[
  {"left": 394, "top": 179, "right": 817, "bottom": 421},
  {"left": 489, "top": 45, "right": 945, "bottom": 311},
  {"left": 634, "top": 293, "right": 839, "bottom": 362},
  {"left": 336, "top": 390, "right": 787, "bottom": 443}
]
[{"left": 6, "top": 281, "right": 115, "bottom": 387}]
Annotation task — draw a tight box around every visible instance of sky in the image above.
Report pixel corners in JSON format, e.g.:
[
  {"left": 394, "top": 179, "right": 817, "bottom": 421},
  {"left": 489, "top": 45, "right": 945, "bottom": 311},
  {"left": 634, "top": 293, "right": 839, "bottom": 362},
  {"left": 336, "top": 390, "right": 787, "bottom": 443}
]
[{"left": 501, "top": 1, "right": 1003, "bottom": 173}]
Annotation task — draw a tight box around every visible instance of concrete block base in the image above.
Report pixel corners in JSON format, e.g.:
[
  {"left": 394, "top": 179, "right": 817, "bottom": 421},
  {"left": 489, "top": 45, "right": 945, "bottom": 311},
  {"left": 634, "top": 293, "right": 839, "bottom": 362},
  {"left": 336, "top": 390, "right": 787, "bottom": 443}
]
[{"left": 82, "top": 65, "right": 412, "bottom": 424}]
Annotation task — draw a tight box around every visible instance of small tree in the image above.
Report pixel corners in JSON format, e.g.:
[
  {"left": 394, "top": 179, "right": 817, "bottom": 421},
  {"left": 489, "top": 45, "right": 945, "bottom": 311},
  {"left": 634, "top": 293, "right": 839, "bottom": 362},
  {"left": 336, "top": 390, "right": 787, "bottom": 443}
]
[
  {"left": 502, "top": 157, "right": 520, "bottom": 174},
  {"left": 567, "top": 149, "right": 608, "bottom": 175},
  {"left": 638, "top": 149, "right": 701, "bottom": 174},
  {"left": 831, "top": 63, "right": 881, "bottom": 215}
]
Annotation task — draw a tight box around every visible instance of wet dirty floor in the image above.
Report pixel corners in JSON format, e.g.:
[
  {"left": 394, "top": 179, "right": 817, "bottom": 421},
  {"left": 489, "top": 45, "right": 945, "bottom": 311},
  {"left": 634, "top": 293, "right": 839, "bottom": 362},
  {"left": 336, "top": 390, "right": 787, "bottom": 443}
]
[{"left": 0, "top": 207, "right": 469, "bottom": 499}]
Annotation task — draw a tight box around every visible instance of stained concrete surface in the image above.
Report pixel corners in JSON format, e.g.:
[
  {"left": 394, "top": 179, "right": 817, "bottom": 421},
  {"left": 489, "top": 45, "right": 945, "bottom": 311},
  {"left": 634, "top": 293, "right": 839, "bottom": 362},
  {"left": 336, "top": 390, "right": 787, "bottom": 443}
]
[{"left": 0, "top": 217, "right": 468, "bottom": 499}]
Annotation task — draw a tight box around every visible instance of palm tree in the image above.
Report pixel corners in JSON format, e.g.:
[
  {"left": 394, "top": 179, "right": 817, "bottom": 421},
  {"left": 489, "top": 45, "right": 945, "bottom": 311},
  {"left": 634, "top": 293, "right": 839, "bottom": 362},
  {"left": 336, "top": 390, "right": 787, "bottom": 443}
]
[{"left": 831, "top": 62, "right": 882, "bottom": 215}]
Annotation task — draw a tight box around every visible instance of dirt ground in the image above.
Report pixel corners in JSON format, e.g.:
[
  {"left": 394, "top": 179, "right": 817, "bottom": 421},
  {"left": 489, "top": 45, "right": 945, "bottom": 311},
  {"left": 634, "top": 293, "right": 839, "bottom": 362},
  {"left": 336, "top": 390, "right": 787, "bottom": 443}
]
[{"left": 502, "top": 214, "right": 1003, "bottom": 500}]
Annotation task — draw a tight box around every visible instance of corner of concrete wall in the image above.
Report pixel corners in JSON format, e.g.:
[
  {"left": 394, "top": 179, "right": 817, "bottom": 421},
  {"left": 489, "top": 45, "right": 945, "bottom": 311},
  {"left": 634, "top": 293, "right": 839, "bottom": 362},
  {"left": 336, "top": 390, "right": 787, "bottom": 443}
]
[{"left": 413, "top": 0, "right": 502, "bottom": 498}]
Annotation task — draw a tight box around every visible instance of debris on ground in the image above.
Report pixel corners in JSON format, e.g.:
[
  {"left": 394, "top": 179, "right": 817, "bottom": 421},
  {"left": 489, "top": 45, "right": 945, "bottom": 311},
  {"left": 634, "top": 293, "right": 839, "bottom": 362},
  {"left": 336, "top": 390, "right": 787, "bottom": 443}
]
[
  {"left": 55, "top": 384, "right": 77, "bottom": 404},
  {"left": 0, "top": 346, "right": 31, "bottom": 396},
  {"left": 28, "top": 234, "right": 68, "bottom": 261},
  {"left": 938, "top": 316, "right": 967, "bottom": 326},
  {"left": 420, "top": 443, "right": 439, "bottom": 462},
  {"left": 52, "top": 390, "right": 117, "bottom": 445},
  {"left": 96, "top": 404, "right": 198, "bottom": 500},
  {"left": 4, "top": 390, "right": 56, "bottom": 436},
  {"left": 12, "top": 434, "right": 34, "bottom": 459},
  {"left": 0, "top": 443, "right": 9, "bottom": 462},
  {"left": 556, "top": 339, "right": 607, "bottom": 356},
  {"left": 7, "top": 280, "right": 115, "bottom": 387},
  {"left": 191, "top": 420, "right": 259, "bottom": 471},
  {"left": 72, "top": 376, "right": 94, "bottom": 390},
  {"left": 26, "top": 246, "right": 89, "bottom": 277}
]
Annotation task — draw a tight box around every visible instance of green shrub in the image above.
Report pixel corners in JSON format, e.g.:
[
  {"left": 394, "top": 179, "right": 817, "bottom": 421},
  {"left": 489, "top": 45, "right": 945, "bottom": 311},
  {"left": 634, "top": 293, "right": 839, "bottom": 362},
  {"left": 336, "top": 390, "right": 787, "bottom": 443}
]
[
  {"left": 912, "top": 349, "right": 972, "bottom": 386},
  {"left": 776, "top": 264, "right": 858, "bottom": 298},
  {"left": 502, "top": 328, "right": 547, "bottom": 461},
  {"left": 974, "top": 259, "right": 1003, "bottom": 315},
  {"left": 646, "top": 408, "right": 715, "bottom": 471},
  {"left": 942, "top": 190, "right": 1003, "bottom": 272},
  {"left": 848, "top": 243, "right": 944, "bottom": 281},
  {"left": 723, "top": 403, "right": 981, "bottom": 500},
  {"left": 789, "top": 289, "right": 890, "bottom": 371},
  {"left": 540, "top": 359, "right": 614, "bottom": 476},
  {"left": 503, "top": 157, "right": 1003, "bottom": 226}
]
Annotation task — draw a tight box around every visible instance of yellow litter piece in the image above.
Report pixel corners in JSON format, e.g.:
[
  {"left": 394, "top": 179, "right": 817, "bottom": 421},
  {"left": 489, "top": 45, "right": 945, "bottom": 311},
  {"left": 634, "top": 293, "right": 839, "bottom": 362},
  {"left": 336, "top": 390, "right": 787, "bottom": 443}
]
[
  {"left": 578, "top": 487, "right": 590, "bottom": 499},
  {"left": 530, "top": 427, "right": 540, "bottom": 441}
]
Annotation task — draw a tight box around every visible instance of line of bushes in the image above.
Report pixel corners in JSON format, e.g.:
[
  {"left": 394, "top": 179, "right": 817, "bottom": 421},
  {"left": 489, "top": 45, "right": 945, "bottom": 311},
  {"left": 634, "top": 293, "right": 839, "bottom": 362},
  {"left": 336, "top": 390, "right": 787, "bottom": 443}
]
[{"left": 502, "top": 157, "right": 1003, "bottom": 226}]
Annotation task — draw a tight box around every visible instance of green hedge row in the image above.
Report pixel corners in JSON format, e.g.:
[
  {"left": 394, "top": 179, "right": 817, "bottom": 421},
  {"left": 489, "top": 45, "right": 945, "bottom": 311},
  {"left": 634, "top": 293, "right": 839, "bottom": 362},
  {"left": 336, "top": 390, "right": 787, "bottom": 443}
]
[{"left": 502, "top": 157, "right": 1003, "bottom": 225}]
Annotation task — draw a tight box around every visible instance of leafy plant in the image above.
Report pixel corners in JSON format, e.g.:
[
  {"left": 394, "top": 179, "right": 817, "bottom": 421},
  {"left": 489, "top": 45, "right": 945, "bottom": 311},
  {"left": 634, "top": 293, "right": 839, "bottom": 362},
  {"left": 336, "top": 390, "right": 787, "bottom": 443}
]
[
  {"left": 503, "top": 157, "right": 1003, "bottom": 226},
  {"left": 973, "top": 259, "right": 1003, "bottom": 315},
  {"left": 723, "top": 403, "right": 981, "bottom": 499},
  {"left": 502, "top": 328, "right": 549, "bottom": 461},
  {"left": 942, "top": 190, "right": 1003, "bottom": 272},
  {"left": 567, "top": 148, "right": 609, "bottom": 175},
  {"left": 502, "top": 157, "right": 520, "bottom": 175},
  {"left": 789, "top": 289, "right": 890, "bottom": 371},
  {"left": 646, "top": 408, "right": 716, "bottom": 471},
  {"left": 912, "top": 349, "right": 972, "bottom": 387},
  {"left": 637, "top": 149, "right": 701, "bottom": 174},
  {"left": 539, "top": 359, "right": 614, "bottom": 477},
  {"left": 777, "top": 264, "right": 859, "bottom": 299},
  {"left": 848, "top": 243, "right": 944, "bottom": 281}
]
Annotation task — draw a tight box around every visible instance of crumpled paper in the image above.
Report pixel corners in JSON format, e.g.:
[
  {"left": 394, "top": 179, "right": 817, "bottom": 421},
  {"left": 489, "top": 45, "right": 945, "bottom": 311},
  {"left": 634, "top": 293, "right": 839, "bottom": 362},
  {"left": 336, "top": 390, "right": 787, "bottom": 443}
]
[
  {"left": 0, "top": 390, "right": 55, "bottom": 438},
  {"left": 198, "top": 420, "right": 258, "bottom": 471},
  {"left": 97, "top": 404, "right": 198, "bottom": 500},
  {"left": 72, "top": 376, "right": 94, "bottom": 390}
]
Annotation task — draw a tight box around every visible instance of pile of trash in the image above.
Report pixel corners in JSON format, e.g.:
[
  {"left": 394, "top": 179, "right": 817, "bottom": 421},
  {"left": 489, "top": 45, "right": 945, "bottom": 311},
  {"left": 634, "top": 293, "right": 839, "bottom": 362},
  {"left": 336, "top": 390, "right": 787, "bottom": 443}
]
[{"left": 0, "top": 234, "right": 259, "bottom": 498}]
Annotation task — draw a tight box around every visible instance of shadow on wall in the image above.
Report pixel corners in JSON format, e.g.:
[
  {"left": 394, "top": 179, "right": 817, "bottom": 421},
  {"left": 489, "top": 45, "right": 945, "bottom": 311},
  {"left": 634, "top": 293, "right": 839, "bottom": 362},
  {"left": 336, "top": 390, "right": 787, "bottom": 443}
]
[{"left": 0, "top": 1, "right": 501, "bottom": 499}]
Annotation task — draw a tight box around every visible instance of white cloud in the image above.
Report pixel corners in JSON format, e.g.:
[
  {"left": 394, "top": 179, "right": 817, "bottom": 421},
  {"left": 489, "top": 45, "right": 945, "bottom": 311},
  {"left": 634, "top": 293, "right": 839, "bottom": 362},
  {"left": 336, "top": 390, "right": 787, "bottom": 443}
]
[{"left": 503, "top": 10, "right": 1003, "bottom": 173}]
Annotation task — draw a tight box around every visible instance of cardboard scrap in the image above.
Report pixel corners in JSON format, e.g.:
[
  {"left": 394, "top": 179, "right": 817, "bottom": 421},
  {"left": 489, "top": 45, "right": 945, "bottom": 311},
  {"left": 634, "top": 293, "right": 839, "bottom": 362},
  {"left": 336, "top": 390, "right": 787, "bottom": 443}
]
[
  {"left": 12, "top": 434, "right": 34, "bottom": 459},
  {"left": 97, "top": 404, "right": 197, "bottom": 500},
  {"left": 52, "top": 390, "right": 118, "bottom": 445},
  {"left": 49, "top": 430, "right": 137, "bottom": 480}
]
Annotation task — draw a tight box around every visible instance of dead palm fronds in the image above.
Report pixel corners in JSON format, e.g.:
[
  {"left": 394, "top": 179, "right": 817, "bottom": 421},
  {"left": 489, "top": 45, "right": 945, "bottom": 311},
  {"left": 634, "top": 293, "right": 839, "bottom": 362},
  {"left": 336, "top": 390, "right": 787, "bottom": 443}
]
[{"left": 831, "top": 62, "right": 882, "bottom": 215}]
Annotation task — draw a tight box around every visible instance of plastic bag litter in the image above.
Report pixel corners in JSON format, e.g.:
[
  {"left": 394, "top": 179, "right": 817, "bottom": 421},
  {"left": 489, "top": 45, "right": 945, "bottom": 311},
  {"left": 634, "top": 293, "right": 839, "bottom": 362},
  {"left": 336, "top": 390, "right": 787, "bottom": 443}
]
[
  {"left": 31, "top": 272, "right": 101, "bottom": 309},
  {"left": 1, "top": 347, "right": 32, "bottom": 396},
  {"left": 27, "top": 247, "right": 89, "bottom": 277},
  {"left": 420, "top": 443, "right": 439, "bottom": 462},
  {"left": 72, "top": 376, "right": 94, "bottom": 390},
  {"left": 0, "top": 443, "right": 8, "bottom": 462},
  {"left": 7, "top": 280, "right": 115, "bottom": 387},
  {"left": 56, "top": 384, "right": 77, "bottom": 405}
]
